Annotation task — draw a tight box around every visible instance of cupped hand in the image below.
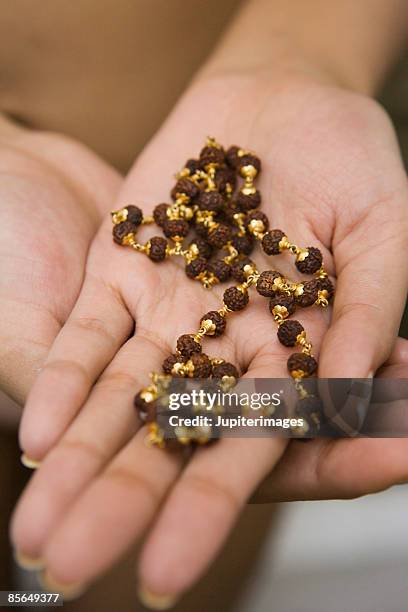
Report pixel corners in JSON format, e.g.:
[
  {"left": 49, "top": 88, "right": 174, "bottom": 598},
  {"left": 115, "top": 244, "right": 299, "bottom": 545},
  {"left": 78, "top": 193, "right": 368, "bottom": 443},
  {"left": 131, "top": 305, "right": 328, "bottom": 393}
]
[
  {"left": 12, "top": 72, "right": 408, "bottom": 603},
  {"left": 0, "top": 115, "right": 121, "bottom": 405}
]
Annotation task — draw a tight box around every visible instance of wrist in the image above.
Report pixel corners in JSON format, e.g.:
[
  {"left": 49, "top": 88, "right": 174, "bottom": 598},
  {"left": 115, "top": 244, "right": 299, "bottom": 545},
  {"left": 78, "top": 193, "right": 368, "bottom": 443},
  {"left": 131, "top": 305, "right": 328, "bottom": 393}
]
[{"left": 199, "top": 31, "right": 374, "bottom": 97}]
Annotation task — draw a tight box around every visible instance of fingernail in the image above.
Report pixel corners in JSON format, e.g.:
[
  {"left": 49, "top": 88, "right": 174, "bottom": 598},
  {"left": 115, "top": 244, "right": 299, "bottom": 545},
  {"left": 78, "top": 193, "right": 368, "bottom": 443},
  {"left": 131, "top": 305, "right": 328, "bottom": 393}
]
[
  {"left": 14, "top": 550, "right": 45, "bottom": 571},
  {"left": 137, "top": 584, "right": 178, "bottom": 610},
  {"left": 37, "top": 570, "right": 86, "bottom": 601},
  {"left": 21, "top": 454, "right": 41, "bottom": 470}
]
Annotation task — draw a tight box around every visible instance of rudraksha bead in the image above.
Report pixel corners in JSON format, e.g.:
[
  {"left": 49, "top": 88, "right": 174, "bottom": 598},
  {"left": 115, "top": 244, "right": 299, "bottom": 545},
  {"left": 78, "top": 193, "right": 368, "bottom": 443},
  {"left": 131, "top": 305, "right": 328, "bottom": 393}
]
[
  {"left": 318, "top": 277, "right": 334, "bottom": 300},
  {"left": 256, "top": 270, "right": 282, "bottom": 297},
  {"left": 148, "top": 236, "right": 168, "bottom": 261},
  {"left": 185, "top": 256, "right": 207, "bottom": 279},
  {"left": 162, "top": 354, "right": 180, "bottom": 375},
  {"left": 200, "top": 311, "right": 226, "bottom": 337},
  {"left": 215, "top": 167, "right": 236, "bottom": 193},
  {"left": 199, "top": 144, "right": 225, "bottom": 168},
  {"left": 295, "top": 396, "right": 324, "bottom": 421},
  {"left": 223, "top": 286, "right": 249, "bottom": 311},
  {"left": 237, "top": 153, "right": 261, "bottom": 175},
  {"left": 185, "top": 158, "right": 201, "bottom": 175},
  {"left": 207, "top": 224, "right": 232, "bottom": 248},
  {"left": 171, "top": 178, "right": 199, "bottom": 201},
  {"left": 235, "top": 189, "right": 261, "bottom": 211},
  {"left": 126, "top": 205, "right": 143, "bottom": 226},
  {"left": 189, "top": 237, "right": 212, "bottom": 259},
  {"left": 194, "top": 222, "right": 209, "bottom": 238},
  {"left": 212, "top": 362, "right": 239, "bottom": 379},
  {"left": 277, "top": 320, "right": 304, "bottom": 347},
  {"left": 261, "top": 229, "right": 285, "bottom": 255},
  {"left": 134, "top": 392, "right": 156, "bottom": 423},
  {"left": 208, "top": 259, "right": 231, "bottom": 282},
  {"left": 191, "top": 353, "right": 212, "bottom": 378},
  {"left": 176, "top": 334, "right": 202, "bottom": 359},
  {"left": 197, "top": 191, "right": 225, "bottom": 213},
  {"left": 225, "top": 145, "right": 240, "bottom": 168},
  {"left": 231, "top": 256, "right": 255, "bottom": 282},
  {"left": 245, "top": 210, "right": 269, "bottom": 232},
  {"left": 295, "top": 279, "right": 320, "bottom": 307},
  {"left": 287, "top": 353, "right": 318, "bottom": 378},
  {"left": 112, "top": 221, "right": 136, "bottom": 245},
  {"left": 153, "top": 203, "right": 169, "bottom": 227},
  {"left": 269, "top": 294, "right": 296, "bottom": 317},
  {"left": 295, "top": 247, "right": 323, "bottom": 274},
  {"left": 223, "top": 200, "right": 242, "bottom": 223},
  {"left": 232, "top": 233, "right": 254, "bottom": 255},
  {"left": 163, "top": 219, "right": 190, "bottom": 239}
]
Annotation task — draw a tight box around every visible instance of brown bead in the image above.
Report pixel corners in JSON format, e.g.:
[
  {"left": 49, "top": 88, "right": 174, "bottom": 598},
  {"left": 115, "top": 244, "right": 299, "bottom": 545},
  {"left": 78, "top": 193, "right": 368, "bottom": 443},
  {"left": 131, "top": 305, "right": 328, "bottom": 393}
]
[
  {"left": 171, "top": 178, "right": 199, "bottom": 201},
  {"left": 287, "top": 352, "right": 318, "bottom": 378},
  {"left": 223, "top": 200, "right": 242, "bottom": 223},
  {"left": 163, "top": 219, "right": 190, "bottom": 239},
  {"left": 245, "top": 210, "right": 269, "bottom": 232},
  {"left": 197, "top": 191, "right": 225, "bottom": 213},
  {"left": 112, "top": 221, "right": 136, "bottom": 245},
  {"left": 295, "top": 280, "right": 318, "bottom": 307},
  {"left": 225, "top": 145, "right": 241, "bottom": 168},
  {"left": 185, "top": 256, "right": 207, "bottom": 279},
  {"left": 295, "top": 247, "right": 323, "bottom": 274},
  {"left": 212, "top": 362, "right": 239, "bottom": 379},
  {"left": 208, "top": 259, "right": 231, "bottom": 282},
  {"left": 185, "top": 158, "right": 201, "bottom": 175},
  {"left": 194, "top": 222, "right": 209, "bottom": 238},
  {"left": 189, "top": 237, "right": 212, "bottom": 259},
  {"left": 262, "top": 229, "right": 285, "bottom": 255},
  {"left": 191, "top": 353, "right": 212, "bottom": 378},
  {"left": 200, "top": 311, "right": 226, "bottom": 337},
  {"left": 295, "top": 396, "right": 323, "bottom": 419},
  {"left": 231, "top": 256, "right": 255, "bottom": 282},
  {"left": 256, "top": 270, "right": 282, "bottom": 297},
  {"left": 269, "top": 294, "right": 296, "bottom": 317},
  {"left": 176, "top": 334, "right": 202, "bottom": 359},
  {"left": 223, "top": 286, "right": 249, "bottom": 311},
  {"left": 235, "top": 189, "right": 261, "bottom": 211},
  {"left": 148, "top": 236, "right": 168, "bottom": 261},
  {"left": 318, "top": 277, "right": 334, "bottom": 300},
  {"left": 237, "top": 153, "right": 261, "bottom": 175},
  {"left": 214, "top": 167, "right": 237, "bottom": 193},
  {"left": 126, "top": 205, "right": 144, "bottom": 226},
  {"left": 199, "top": 144, "right": 225, "bottom": 168},
  {"left": 231, "top": 233, "right": 254, "bottom": 255},
  {"left": 162, "top": 354, "right": 180, "bottom": 374},
  {"left": 277, "top": 320, "right": 304, "bottom": 347},
  {"left": 153, "top": 203, "right": 169, "bottom": 227},
  {"left": 134, "top": 392, "right": 156, "bottom": 423},
  {"left": 207, "top": 224, "right": 232, "bottom": 248}
]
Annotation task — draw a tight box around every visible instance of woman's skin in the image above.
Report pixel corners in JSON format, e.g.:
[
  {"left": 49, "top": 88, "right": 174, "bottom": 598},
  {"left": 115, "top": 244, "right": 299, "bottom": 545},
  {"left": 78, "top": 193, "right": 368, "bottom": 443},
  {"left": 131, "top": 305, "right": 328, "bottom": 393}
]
[
  {"left": 0, "top": 115, "right": 121, "bottom": 405},
  {"left": 3, "top": 0, "right": 408, "bottom": 608}
]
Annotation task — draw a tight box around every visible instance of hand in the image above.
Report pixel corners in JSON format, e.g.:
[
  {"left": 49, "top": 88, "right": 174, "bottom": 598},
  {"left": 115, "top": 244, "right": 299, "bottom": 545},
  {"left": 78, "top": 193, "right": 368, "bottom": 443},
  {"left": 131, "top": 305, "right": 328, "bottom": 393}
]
[
  {"left": 12, "top": 72, "right": 408, "bottom": 603},
  {"left": 0, "top": 116, "right": 121, "bottom": 405}
]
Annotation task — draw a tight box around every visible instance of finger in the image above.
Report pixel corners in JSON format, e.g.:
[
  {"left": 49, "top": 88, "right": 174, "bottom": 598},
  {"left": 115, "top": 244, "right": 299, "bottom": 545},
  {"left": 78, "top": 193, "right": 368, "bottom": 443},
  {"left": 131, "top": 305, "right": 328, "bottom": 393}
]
[
  {"left": 138, "top": 437, "right": 286, "bottom": 602},
  {"left": 136, "top": 359, "right": 289, "bottom": 602},
  {"left": 253, "top": 338, "right": 408, "bottom": 503},
  {"left": 19, "top": 275, "right": 133, "bottom": 461},
  {"left": 319, "top": 196, "right": 408, "bottom": 377},
  {"left": 253, "top": 436, "right": 408, "bottom": 502},
  {"left": 11, "top": 334, "right": 164, "bottom": 560},
  {"left": 39, "top": 429, "right": 184, "bottom": 590}
]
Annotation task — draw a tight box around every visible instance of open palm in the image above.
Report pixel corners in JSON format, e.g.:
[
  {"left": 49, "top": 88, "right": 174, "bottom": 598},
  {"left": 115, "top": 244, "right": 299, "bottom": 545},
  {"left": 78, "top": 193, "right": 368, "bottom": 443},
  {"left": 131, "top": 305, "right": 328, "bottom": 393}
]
[
  {"left": 0, "top": 118, "right": 121, "bottom": 405},
  {"left": 12, "top": 74, "right": 408, "bottom": 601}
]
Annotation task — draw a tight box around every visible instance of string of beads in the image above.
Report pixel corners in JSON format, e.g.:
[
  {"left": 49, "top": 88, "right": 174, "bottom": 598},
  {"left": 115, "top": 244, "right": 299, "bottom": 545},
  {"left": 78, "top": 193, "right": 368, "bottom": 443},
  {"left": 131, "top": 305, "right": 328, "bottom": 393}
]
[{"left": 111, "top": 138, "right": 333, "bottom": 447}]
